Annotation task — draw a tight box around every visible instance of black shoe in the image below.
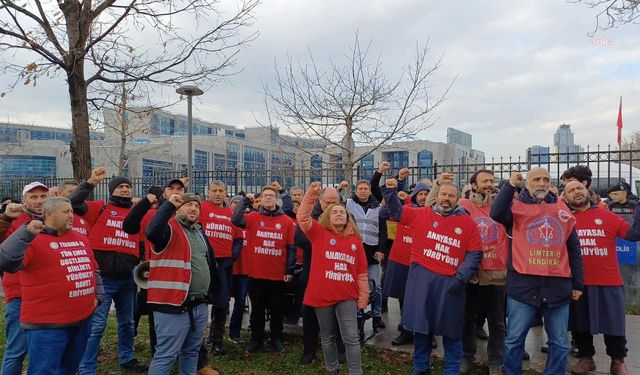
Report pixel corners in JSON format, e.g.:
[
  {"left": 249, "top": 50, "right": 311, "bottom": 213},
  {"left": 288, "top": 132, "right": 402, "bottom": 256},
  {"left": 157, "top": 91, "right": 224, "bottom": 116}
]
[
  {"left": 407, "top": 369, "right": 430, "bottom": 375},
  {"left": 246, "top": 340, "right": 263, "bottom": 354},
  {"left": 373, "top": 316, "right": 386, "bottom": 329},
  {"left": 229, "top": 333, "right": 245, "bottom": 344},
  {"left": 271, "top": 339, "right": 285, "bottom": 353},
  {"left": 397, "top": 324, "right": 404, "bottom": 332},
  {"left": 475, "top": 327, "right": 489, "bottom": 340},
  {"left": 212, "top": 342, "right": 226, "bottom": 355},
  {"left": 120, "top": 359, "right": 148, "bottom": 373},
  {"left": 392, "top": 331, "right": 414, "bottom": 346},
  {"left": 540, "top": 344, "right": 548, "bottom": 353},
  {"left": 431, "top": 336, "right": 437, "bottom": 349},
  {"left": 299, "top": 350, "right": 315, "bottom": 365},
  {"left": 523, "top": 351, "right": 530, "bottom": 360}
]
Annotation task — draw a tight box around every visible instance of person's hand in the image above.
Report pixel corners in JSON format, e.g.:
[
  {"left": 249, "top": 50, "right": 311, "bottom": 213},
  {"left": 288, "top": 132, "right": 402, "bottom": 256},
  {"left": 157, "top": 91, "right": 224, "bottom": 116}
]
[
  {"left": 284, "top": 275, "right": 293, "bottom": 283},
  {"left": 180, "top": 177, "right": 190, "bottom": 188},
  {"left": 509, "top": 172, "right": 524, "bottom": 187},
  {"left": 168, "top": 193, "right": 183, "bottom": 208},
  {"left": 377, "top": 161, "right": 391, "bottom": 174},
  {"left": 26, "top": 220, "right": 44, "bottom": 235},
  {"left": 398, "top": 191, "right": 408, "bottom": 201},
  {"left": 132, "top": 197, "right": 141, "bottom": 205},
  {"left": 4, "top": 203, "right": 24, "bottom": 219},
  {"left": 338, "top": 180, "right": 349, "bottom": 190},
  {"left": 398, "top": 168, "right": 410, "bottom": 181},
  {"left": 271, "top": 181, "right": 283, "bottom": 191},
  {"left": 385, "top": 179, "right": 398, "bottom": 189},
  {"left": 437, "top": 172, "right": 454, "bottom": 185},
  {"left": 246, "top": 193, "right": 255, "bottom": 203},
  {"left": 571, "top": 290, "right": 582, "bottom": 301},
  {"left": 308, "top": 181, "right": 321, "bottom": 194},
  {"left": 88, "top": 167, "right": 107, "bottom": 185},
  {"left": 146, "top": 194, "right": 158, "bottom": 205},
  {"left": 374, "top": 251, "right": 384, "bottom": 262}
]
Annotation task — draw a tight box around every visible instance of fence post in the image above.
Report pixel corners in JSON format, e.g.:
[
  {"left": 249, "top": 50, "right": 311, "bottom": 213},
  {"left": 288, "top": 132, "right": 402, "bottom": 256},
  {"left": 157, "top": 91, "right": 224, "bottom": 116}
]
[{"left": 433, "top": 162, "right": 438, "bottom": 180}]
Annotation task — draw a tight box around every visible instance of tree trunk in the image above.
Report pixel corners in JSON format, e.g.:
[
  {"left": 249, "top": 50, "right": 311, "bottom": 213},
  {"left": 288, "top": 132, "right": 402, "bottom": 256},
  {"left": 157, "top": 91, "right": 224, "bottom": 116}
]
[
  {"left": 68, "top": 62, "right": 92, "bottom": 181},
  {"left": 343, "top": 116, "right": 355, "bottom": 196},
  {"left": 118, "top": 83, "right": 128, "bottom": 176}
]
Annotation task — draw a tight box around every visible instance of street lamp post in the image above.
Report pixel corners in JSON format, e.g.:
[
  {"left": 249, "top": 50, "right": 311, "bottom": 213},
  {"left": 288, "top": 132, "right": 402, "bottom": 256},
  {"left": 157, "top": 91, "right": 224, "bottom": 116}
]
[{"left": 176, "top": 85, "right": 204, "bottom": 182}]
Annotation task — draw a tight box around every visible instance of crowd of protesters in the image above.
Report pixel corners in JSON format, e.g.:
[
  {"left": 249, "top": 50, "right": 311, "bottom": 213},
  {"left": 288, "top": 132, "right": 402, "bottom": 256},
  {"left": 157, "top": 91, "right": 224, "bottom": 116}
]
[{"left": 0, "top": 162, "right": 636, "bottom": 375}]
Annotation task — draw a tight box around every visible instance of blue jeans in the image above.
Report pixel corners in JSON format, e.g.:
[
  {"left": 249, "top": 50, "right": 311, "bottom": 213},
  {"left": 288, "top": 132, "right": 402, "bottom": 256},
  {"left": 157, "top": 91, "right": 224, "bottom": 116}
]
[
  {"left": 24, "top": 317, "right": 92, "bottom": 375},
  {"left": 79, "top": 276, "right": 136, "bottom": 374},
  {"left": 148, "top": 303, "right": 208, "bottom": 375},
  {"left": 229, "top": 275, "right": 250, "bottom": 337},
  {"left": 2, "top": 299, "right": 27, "bottom": 375},
  {"left": 413, "top": 333, "right": 462, "bottom": 374},
  {"left": 357, "top": 264, "right": 382, "bottom": 318},
  {"left": 504, "top": 297, "right": 570, "bottom": 375}
]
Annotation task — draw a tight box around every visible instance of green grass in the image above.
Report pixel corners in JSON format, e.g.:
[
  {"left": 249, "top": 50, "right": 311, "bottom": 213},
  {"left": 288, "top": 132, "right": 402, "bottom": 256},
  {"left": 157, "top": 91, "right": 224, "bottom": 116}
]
[
  {"left": 0, "top": 300, "right": 539, "bottom": 374},
  {"left": 626, "top": 304, "right": 640, "bottom": 315}
]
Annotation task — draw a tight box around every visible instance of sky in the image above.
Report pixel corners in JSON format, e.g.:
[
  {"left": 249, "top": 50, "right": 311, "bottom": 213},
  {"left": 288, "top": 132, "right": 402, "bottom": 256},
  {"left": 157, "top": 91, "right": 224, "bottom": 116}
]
[{"left": 0, "top": 0, "right": 638, "bottom": 160}]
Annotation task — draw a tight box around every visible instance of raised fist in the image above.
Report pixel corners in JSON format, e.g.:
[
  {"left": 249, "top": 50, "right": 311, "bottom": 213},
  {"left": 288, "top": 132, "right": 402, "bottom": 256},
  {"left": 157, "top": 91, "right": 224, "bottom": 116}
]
[
  {"left": 168, "top": 193, "right": 183, "bottom": 208},
  {"left": 437, "top": 172, "right": 454, "bottom": 185},
  {"left": 180, "top": 177, "right": 190, "bottom": 188},
  {"left": 88, "top": 167, "right": 107, "bottom": 185},
  {"left": 509, "top": 172, "right": 524, "bottom": 187},
  {"left": 27, "top": 220, "right": 44, "bottom": 235},
  {"left": 271, "top": 181, "right": 283, "bottom": 191},
  {"left": 4, "top": 203, "right": 24, "bottom": 219},
  {"left": 246, "top": 193, "right": 255, "bottom": 202},
  {"left": 398, "top": 168, "right": 410, "bottom": 180},
  {"left": 385, "top": 179, "right": 398, "bottom": 189},
  {"left": 308, "top": 181, "right": 321, "bottom": 193},
  {"left": 378, "top": 161, "right": 391, "bottom": 174},
  {"left": 146, "top": 194, "right": 158, "bottom": 205},
  {"left": 398, "top": 191, "right": 408, "bottom": 201}
]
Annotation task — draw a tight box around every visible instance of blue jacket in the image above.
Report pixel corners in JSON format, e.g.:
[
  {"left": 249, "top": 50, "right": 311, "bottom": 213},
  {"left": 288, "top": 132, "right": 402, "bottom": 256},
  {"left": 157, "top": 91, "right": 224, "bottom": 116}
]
[{"left": 490, "top": 183, "right": 584, "bottom": 308}]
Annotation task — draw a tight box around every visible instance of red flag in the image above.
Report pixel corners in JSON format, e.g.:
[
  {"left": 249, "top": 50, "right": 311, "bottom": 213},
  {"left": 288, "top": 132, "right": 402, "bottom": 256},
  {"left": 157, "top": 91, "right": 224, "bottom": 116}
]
[{"left": 617, "top": 96, "right": 623, "bottom": 147}]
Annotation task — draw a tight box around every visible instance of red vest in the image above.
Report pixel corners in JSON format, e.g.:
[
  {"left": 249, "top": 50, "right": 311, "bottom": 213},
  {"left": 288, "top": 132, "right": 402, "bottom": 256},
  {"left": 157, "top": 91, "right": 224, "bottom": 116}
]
[
  {"left": 140, "top": 208, "right": 158, "bottom": 260},
  {"left": 244, "top": 212, "right": 295, "bottom": 281},
  {"left": 87, "top": 202, "right": 139, "bottom": 256},
  {"left": 20, "top": 230, "right": 97, "bottom": 324},
  {"left": 147, "top": 218, "right": 193, "bottom": 306},
  {"left": 459, "top": 199, "right": 508, "bottom": 271},
  {"left": 232, "top": 229, "right": 249, "bottom": 275},
  {"left": 511, "top": 200, "right": 575, "bottom": 277},
  {"left": 199, "top": 202, "right": 236, "bottom": 258},
  {"left": 2, "top": 213, "right": 34, "bottom": 302},
  {"left": 303, "top": 221, "right": 368, "bottom": 307},
  {"left": 72, "top": 215, "right": 90, "bottom": 237},
  {"left": 401, "top": 206, "right": 482, "bottom": 276},
  {"left": 388, "top": 221, "right": 412, "bottom": 266},
  {"left": 574, "top": 207, "right": 628, "bottom": 286}
]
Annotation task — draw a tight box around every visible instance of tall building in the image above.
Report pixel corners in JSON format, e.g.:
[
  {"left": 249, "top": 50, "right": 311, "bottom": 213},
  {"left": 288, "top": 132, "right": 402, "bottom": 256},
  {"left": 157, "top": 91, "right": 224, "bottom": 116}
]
[
  {"left": 552, "top": 123, "right": 583, "bottom": 162},
  {"left": 528, "top": 145, "right": 551, "bottom": 164},
  {"left": 447, "top": 127, "right": 472, "bottom": 149}
]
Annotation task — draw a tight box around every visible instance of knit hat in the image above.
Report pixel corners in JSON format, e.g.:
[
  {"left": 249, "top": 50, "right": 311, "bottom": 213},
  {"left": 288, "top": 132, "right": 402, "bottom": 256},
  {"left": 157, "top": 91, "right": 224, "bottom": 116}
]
[
  {"left": 108, "top": 176, "right": 133, "bottom": 195},
  {"left": 229, "top": 195, "right": 243, "bottom": 205},
  {"left": 410, "top": 182, "right": 431, "bottom": 198},
  {"left": 180, "top": 193, "right": 201, "bottom": 207}
]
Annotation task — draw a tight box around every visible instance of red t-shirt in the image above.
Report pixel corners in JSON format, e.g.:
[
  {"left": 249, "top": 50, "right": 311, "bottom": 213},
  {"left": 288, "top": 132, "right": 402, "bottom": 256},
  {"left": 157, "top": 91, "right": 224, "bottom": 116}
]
[
  {"left": 232, "top": 229, "right": 249, "bottom": 275},
  {"left": 85, "top": 201, "right": 139, "bottom": 256},
  {"left": 400, "top": 206, "right": 482, "bottom": 276},
  {"left": 2, "top": 213, "right": 34, "bottom": 302},
  {"left": 388, "top": 222, "right": 412, "bottom": 266},
  {"left": 72, "top": 215, "right": 90, "bottom": 237},
  {"left": 303, "top": 221, "right": 368, "bottom": 307},
  {"left": 244, "top": 212, "right": 296, "bottom": 280},
  {"left": 20, "top": 230, "right": 97, "bottom": 324},
  {"left": 574, "top": 207, "right": 629, "bottom": 286},
  {"left": 199, "top": 202, "right": 239, "bottom": 258}
]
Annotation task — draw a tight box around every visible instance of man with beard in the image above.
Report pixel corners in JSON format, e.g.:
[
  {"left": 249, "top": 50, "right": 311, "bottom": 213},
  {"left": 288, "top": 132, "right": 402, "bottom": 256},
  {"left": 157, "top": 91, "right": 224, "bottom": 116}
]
[
  {"left": 72, "top": 168, "right": 148, "bottom": 374},
  {"left": 563, "top": 181, "right": 639, "bottom": 375},
  {"left": 383, "top": 179, "right": 483, "bottom": 375},
  {"left": 491, "top": 167, "right": 584, "bottom": 375},
  {"left": 1, "top": 181, "right": 49, "bottom": 375}
]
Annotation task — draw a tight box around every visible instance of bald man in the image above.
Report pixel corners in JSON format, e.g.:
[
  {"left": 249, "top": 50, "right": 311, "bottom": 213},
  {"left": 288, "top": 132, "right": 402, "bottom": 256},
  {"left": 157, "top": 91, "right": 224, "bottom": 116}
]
[
  {"left": 563, "top": 181, "right": 639, "bottom": 375},
  {"left": 491, "top": 168, "right": 584, "bottom": 375}
]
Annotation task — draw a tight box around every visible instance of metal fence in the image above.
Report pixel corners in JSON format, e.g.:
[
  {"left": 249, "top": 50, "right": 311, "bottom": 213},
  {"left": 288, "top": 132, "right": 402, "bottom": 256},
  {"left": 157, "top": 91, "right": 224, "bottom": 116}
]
[{"left": 2, "top": 146, "right": 639, "bottom": 200}]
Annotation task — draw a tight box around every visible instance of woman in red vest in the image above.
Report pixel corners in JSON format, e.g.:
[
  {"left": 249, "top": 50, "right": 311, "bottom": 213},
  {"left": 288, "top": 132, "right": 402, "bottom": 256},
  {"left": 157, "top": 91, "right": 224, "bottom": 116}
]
[{"left": 298, "top": 182, "right": 369, "bottom": 375}]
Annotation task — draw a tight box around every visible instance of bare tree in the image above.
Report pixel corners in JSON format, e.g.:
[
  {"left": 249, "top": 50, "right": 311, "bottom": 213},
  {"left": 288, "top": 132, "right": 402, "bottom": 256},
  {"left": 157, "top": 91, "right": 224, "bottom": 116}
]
[
  {"left": 0, "top": 0, "right": 259, "bottom": 180},
  {"left": 621, "top": 129, "right": 640, "bottom": 169},
  {"left": 573, "top": 0, "right": 640, "bottom": 35},
  {"left": 262, "top": 34, "right": 453, "bottom": 190}
]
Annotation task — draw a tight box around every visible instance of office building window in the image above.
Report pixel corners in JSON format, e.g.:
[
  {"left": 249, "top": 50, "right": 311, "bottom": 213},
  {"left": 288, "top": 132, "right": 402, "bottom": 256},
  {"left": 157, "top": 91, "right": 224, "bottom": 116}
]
[
  {"left": 360, "top": 154, "right": 374, "bottom": 180},
  {"left": 0, "top": 156, "right": 56, "bottom": 179},
  {"left": 417, "top": 150, "right": 433, "bottom": 179}
]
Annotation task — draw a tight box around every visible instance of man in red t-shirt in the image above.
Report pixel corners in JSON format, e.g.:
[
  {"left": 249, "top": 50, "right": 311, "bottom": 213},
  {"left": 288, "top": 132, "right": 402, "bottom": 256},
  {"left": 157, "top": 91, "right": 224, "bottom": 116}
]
[
  {"left": 231, "top": 185, "right": 297, "bottom": 354},
  {"left": 563, "top": 181, "right": 639, "bottom": 375}
]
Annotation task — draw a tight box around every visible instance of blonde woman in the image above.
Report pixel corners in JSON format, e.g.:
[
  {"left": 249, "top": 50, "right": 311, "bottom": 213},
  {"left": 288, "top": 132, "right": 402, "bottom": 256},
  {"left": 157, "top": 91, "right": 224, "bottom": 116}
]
[{"left": 297, "top": 182, "right": 369, "bottom": 375}]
